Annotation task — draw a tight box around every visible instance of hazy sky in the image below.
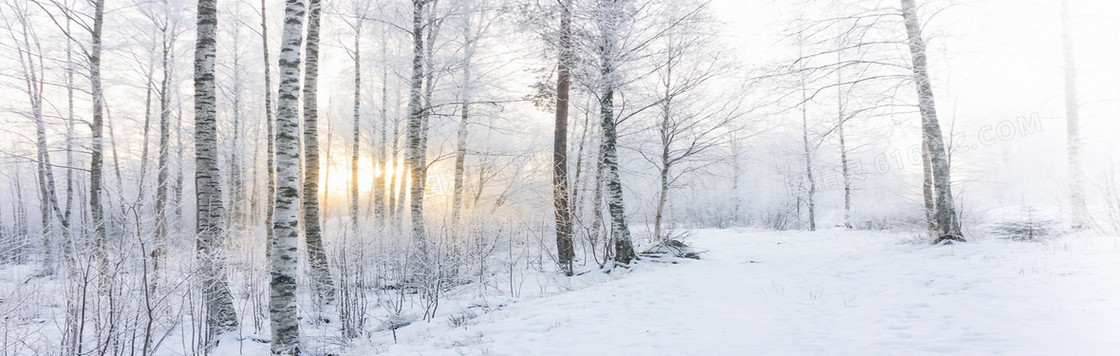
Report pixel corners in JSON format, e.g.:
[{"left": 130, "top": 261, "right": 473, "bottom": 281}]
[
  {"left": 1, "top": 0, "right": 1115, "bottom": 222},
  {"left": 709, "top": 0, "right": 1120, "bottom": 213}
]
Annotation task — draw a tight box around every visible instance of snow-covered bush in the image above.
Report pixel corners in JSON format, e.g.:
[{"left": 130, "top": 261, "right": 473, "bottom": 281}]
[
  {"left": 988, "top": 207, "right": 1056, "bottom": 241},
  {"left": 758, "top": 206, "right": 799, "bottom": 231},
  {"left": 641, "top": 238, "right": 701, "bottom": 260}
]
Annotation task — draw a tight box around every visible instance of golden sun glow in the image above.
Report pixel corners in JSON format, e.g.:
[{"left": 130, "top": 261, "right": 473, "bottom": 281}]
[
  {"left": 319, "top": 156, "right": 408, "bottom": 200},
  {"left": 317, "top": 155, "right": 456, "bottom": 210}
]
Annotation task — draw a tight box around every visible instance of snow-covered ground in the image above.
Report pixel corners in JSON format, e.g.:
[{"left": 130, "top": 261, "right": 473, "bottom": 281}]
[{"left": 349, "top": 228, "right": 1120, "bottom": 355}]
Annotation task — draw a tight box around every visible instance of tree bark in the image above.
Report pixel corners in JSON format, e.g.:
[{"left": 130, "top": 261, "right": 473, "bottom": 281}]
[
  {"left": 653, "top": 102, "right": 671, "bottom": 242},
  {"left": 553, "top": 0, "right": 575, "bottom": 275},
  {"left": 261, "top": 0, "right": 276, "bottom": 261},
  {"left": 406, "top": 0, "right": 428, "bottom": 243},
  {"left": 89, "top": 0, "right": 107, "bottom": 268},
  {"left": 8, "top": 3, "right": 61, "bottom": 274},
  {"left": 301, "top": 0, "right": 334, "bottom": 301},
  {"left": 922, "top": 136, "right": 936, "bottom": 235},
  {"left": 154, "top": 13, "right": 175, "bottom": 280},
  {"left": 598, "top": 50, "right": 636, "bottom": 265},
  {"left": 229, "top": 28, "right": 245, "bottom": 229},
  {"left": 175, "top": 99, "right": 185, "bottom": 230},
  {"left": 193, "top": 0, "right": 239, "bottom": 342},
  {"left": 900, "top": 0, "right": 963, "bottom": 243},
  {"left": 350, "top": 21, "right": 362, "bottom": 233},
  {"left": 271, "top": 0, "right": 306, "bottom": 352},
  {"left": 63, "top": 13, "right": 76, "bottom": 270}
]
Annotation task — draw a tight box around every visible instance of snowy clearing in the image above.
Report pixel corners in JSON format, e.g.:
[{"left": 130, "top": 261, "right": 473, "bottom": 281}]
[{"left": 351, "top": 229, "right": 1120, "bottom": 355}]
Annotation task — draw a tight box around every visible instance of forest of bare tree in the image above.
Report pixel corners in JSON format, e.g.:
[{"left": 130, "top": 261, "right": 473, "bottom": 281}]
[{"left": 0, "top": 0, "right": 1117, "bottom": 354}]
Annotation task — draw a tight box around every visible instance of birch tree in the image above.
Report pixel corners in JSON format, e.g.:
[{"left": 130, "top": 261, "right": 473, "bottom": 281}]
[
  {"left": 271, "top": 0, "right": 306, "bottom": 352},
  {"left": 406, "top": 0, "right": 429, "bottom": 243},
  {"left": 595, "top": 0, "right": 636, "bottom": 265},
  {"left": 790, "top": 0, "right": 935, "bottom": 233},
  {"left": 193, "top": 0, "right": 238, "bottom": 342},
  {"left": 149, "top": 0, "right": 180, "bottom": 279},
  {"left": 227, "top": 7, "right": 246, "bottom": 228},
  {"left": 373, "top": 24, "right": 389, "bottom": 226},
  {"left": 348, "top": 3, "right": 366, "bottom": 233},
  {"left": 2, "top": 0, "right": 64, "bottom": 274},
  {"left": 90, "top": 0, "right": 106, "bottom": 263},
  {"left": 301, "top": 0, "right": 333, "bottom": 301},
  {"left": 900, "top": 0, "right": 962, "bottom": 243},
  {"left": 644, "top": 6, "right": 738, "bottom": 241},
  {"left": 260, "top": 0, "right": 275, "bottom": 259}
]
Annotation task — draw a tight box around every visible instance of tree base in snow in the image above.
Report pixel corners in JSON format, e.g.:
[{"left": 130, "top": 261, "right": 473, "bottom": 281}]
[{"left": 934, "top": 234, "right": 966, "bottom": 245}]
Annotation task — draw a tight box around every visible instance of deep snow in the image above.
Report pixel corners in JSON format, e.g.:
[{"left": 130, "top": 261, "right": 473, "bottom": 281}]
[{"left": 346, "top": 228, "right": 1120, "bottom": 355}]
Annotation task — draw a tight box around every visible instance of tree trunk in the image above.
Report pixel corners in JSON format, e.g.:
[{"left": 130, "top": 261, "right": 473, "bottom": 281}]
[
  {"left": 193, "top": 0, "right": 239, "bottom": 342},
  {"left": 590, "top": 133, "right": 606, "bottom": 263},
  {"left": 388, "top": 116, "right": 401, "bottom": 225},
  {"left": 301, "top": 0, "right": 334, "bottom": 301},
  {"left": 836, "top": 61, "right": 852, "bottom": 229},
  {"left": 553, "top": 0, "right": 575, "bottom": 275},
  {"left": 799, "top": 76, "right": 816, "bottom": 232},
  {"left": 900, "top": 0, "right": 963, "bottom": 243},
  {"left": 271, "top": 0, "right": 306, "bottom": 352},
  {"left": 1061, "top": 0, "right": 1088, "bottom": 229},
  {"left": 350, "top": 21, "right": 362, "bottom": 233},
  {"left": 63, "top": 15, "right": 76, "bottom": 270},
  {"left": 730, "top": 136, "right": 742, "bottom": 223},
  {"left": 406, "top": 0, "right": 427, "bottom": 243},
  {"left": 596, "top": 0, "right": 636, "bottom": 266},
  {"left": 139, "top": 68, "right": 154, "bottom": 220},
  {"left": 653, "top": 44, "right": 677, "bottom": 243},
  {"left": 174, "top": 99, "right": 185, "bottom": 229},
  {"left": 154, "top": 17, "right": 174, "bottom": 280},
  {"left": 89, "top": 0, "right": 107, "bottom": 268},
  {"left": 229, "top": 32, "right": 245, "bottom": 229},
  {"left": 570, "top": 101, "right": 592, "bottom": 229},
  {"left": 599, "top": 65, "right": 635, "bottom": 265},
  {"left": 373, "top": 31, "right": 389, "bottom": 226},
  {"left": 922, "top": 136, "right": 936, "bottom": 235},
  {"left": 108, "top": 107, "right": 126, "bottom": 218},
  {"left": 452, "top": 8, "right": 472, "bottom": 225},
  {"left": 11, "top": 7, "right": 60, "bottom": 273},
  {"left": 452, "top": 87, "right": 469, "bottom": 224},
  {"left": 261, "top": 0, "right": 276, "bottom": 260}
]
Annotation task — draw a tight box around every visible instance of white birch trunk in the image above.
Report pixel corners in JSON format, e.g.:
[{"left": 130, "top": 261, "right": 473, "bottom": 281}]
[
  {"left": 301, "top": 0, "right": 334, "bottom": 301},
  {"left": 271, "top": 0, "right": 307, "bottom": 352},
  {"left": 597, "top": 2, "right": 636, "bottom": 264},
  {"left": 193, "top": 0, "right": 239, "bottom": 342},
  {"left": 406, "top": 0, "right": 427, "bottom": 243},
  {"left": 89, "top": 0, "right": 107, "bottom": 267},
  {"left": 154, "top": 17, "right": 173, "bottom": 281},
  {"left": 900, "top": 0, "right": 963, "bottom": 242},
  {"left": 350, "top": 21, "right": 362, "bottom": 233},
  {"left": 260, "top": 0, "right": 276, "bottom": 260}
]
